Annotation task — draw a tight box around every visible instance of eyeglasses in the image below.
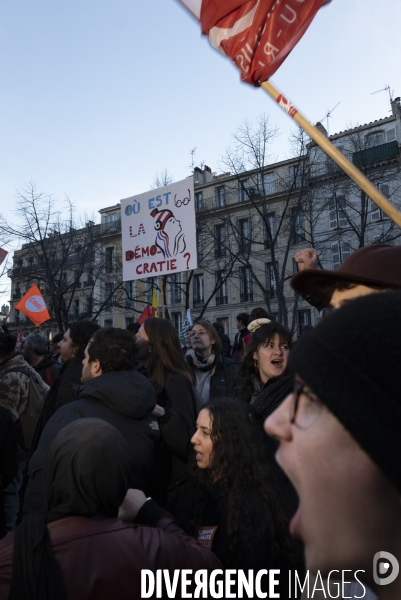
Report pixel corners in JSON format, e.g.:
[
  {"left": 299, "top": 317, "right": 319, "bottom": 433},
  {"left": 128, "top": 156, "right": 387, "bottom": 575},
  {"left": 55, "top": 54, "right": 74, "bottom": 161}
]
[{"left": 290, "top": 379, "right": 323, "bottom": 430}]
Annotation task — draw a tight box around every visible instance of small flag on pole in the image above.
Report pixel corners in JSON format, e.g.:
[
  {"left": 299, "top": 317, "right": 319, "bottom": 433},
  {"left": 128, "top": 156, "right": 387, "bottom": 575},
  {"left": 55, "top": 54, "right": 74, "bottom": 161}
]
[
  {"left": 15, "top": 284, "right": 51, "bottom": 326},
  {"left": 0, "top": 247, "right": 8, "bottom": 266},
  {"left": 152, "top": 288, "right": 159, "bottom": 318},
  {"left": 178, "top": 0, "right": 330, "bottom": 86}
]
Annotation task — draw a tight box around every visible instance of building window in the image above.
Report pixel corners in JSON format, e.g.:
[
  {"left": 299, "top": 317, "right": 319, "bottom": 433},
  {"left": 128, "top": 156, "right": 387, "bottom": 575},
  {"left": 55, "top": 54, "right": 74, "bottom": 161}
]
[
  {"left": 263, "top": 172, "right": 276, "bottom": 195},
  {"left": 169, "top": 273, "right": 182, "bottom": 303},
  {"left": 124, "top": 280, "right": 135, "bottom": 308},
  {"left": 215, "top": 224, "right": 226, "bottom": 258},
  {"left": 104, "top": 318, "right": 114, "bottom": 328},
  {"left": 215, "top": 271, "right": 228, "bottom": 305},
  {"left": 73, "top": 299, "right": 79, "bottom": 317},
  {"left": 172, "top": 312, "right": 182, "bottom": 331},
  {"left": 238, "top": 179, "right": 249, "bottom": 202},
  {"left": 105, "top": 247, "right": 114, "bottom": 273},
  {"left": 238, "top": 218, "right": 251, "bottom": 253},
  {"left": 193, "top": 274, "right": 204, "bottom": 306},
  {"left": 104, "top": 281, "right": 115, "bottom": 310},
  {"left": 197, "top": 230, "right": 205, "bottom": 262},
  {"left": 102, "top": 212, "right": 120, "bottom": 224},
  {"left": 290, "top": 164, "right": 302, "bottom": 188},
  {"left": 86, "top": 297, "right": 93, "bottom": 315},
  {"left": 366, "top": 131, "right": 385, "bottom": 148},
  {"left": 329, "top": 195, "right": 347, "bottom": 229},
  {"left": 125, "top": 317, "right": 136, "bottom": 327},
  {"left": 297, "top": 309, "right": 311, "bottom": 337},
  {"left": 215, "top": 186, "right": 226, "bottom": 208},
  {"left": 195, "top": 192, "right": 204, "bottom": 212},
  {"left": 264, "top": 213, "right": 277, "bottom": 249},
  {"left": 370, "top": 184, "right": 389, "bottom": 222},
  {"left": 290, "top": 207, "right": 306, "bottom": 244},
  {"left": 239, "top": 266, "right": 253, "bottom": 302},
  {"left": 331, "top": 241, "right": 351, "bottom": 270},
  {"left": 265, "top": 262, "right": 278, "bottom": 300}
]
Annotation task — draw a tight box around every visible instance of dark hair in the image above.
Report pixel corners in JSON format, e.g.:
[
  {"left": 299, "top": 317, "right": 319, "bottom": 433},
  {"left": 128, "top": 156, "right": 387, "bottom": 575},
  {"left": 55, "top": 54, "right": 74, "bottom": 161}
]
[
  {"left": 87, "top": 328, "right": 137, "bottom": 373},
  {"left": 177, "top": 398, "right": 296, "bottom": 563},
  {"left": 126, "top": 322, "right": 140, "bottom": 335},
  {"left": 24, "top": 335, "right": 48, "bottom": 356},
  {"left": 250, "top": 307, "right": 272, "bottom": 321},
  {"left": 52, "top": 332, "right": 64, "bottom": 345},
  {"left": 238, "top": 322, "right": 292, "bottom": 397},
  {"left": 69, "top": 320, "right": 101, "bottom": 361},
  {"left": 236, "top": 312, "right": 249, "bottom": 326},
  {"left": 322, "top": 279, "right": 389, "bottom": 306},
  {"left": 0, "top": 332, "right": 17, "bottom": 359},
  {"left": 192, "top": 320, "right": 222, "bottom": 354},
  {"left": 144, "top": 318, "right": 193, "bottom": 392}
]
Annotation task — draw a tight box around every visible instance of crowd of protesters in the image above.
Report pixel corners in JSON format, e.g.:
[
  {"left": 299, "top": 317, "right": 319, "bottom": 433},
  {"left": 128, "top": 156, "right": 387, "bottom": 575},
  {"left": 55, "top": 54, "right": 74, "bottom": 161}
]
[{"left": 0, "top": 243, "right": 400, "bottom": 598}]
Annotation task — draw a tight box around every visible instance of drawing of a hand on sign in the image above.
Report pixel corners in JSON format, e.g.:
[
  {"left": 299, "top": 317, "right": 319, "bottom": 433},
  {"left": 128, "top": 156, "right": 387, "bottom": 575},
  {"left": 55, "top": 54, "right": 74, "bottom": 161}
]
[{"left": 150, "top": 208, "right": 186, "bottom": 258}]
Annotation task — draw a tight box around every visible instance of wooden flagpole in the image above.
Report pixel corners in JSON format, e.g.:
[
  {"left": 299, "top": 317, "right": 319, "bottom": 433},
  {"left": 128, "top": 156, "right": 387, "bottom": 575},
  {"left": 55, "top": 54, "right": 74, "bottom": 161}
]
[{"left": 261, "top": 80, "right": 401, "bottom": 229}]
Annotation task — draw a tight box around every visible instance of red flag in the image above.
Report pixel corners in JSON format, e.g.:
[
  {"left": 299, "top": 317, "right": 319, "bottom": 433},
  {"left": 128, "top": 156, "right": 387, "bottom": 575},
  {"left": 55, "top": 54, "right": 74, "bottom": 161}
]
[
  {"left": 15, "top": 284, "right": 51, "bottom": 326},
  {"left": 137, "top": 304, "right": 157, "bottom": 326},
  {"left": 0, "top": 247, "right": 8, "bottom": 266},
  {"left": 17, "top": 326, "right": 23, "bottom": 342},
  {"left": 179, "top": 0, "right": 331, "bottom": 85}
]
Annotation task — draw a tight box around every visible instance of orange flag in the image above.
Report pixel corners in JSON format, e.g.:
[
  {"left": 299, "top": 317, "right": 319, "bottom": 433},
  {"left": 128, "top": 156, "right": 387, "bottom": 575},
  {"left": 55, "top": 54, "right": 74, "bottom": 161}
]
[{"left": 15, "top": 284, "right": 51, "bottom": 326}]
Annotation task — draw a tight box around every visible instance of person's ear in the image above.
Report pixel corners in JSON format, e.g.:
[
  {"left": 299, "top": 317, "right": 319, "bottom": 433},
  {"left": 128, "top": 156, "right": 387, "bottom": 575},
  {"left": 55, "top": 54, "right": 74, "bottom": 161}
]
[{"left": 92, "top": 359, "right": 102, "bottom": 375}]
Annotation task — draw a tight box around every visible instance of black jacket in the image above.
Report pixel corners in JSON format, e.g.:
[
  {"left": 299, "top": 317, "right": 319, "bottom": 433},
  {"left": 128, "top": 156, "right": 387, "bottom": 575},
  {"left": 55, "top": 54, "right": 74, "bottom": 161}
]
[
  {"left": 29, "top": 358, "right": 84, "bottom": 460},
  {"left": 0, "top": 407, "right": 18, "bottom": 539},
  {"left": 33, "top": 356, "right": 62, "bottom": 388},
  {"left": 187, "top": 353, "right": 238, "bottom": 400},
  {"left": 23, "top": 370, "right": 168, "bottom": 516}
]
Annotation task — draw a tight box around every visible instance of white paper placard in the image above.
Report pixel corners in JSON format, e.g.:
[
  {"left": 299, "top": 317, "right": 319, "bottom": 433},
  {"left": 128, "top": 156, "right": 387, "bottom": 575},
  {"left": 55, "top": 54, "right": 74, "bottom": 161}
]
[{"left": 121, "top": 177, "right": 197, "bottom": 281}]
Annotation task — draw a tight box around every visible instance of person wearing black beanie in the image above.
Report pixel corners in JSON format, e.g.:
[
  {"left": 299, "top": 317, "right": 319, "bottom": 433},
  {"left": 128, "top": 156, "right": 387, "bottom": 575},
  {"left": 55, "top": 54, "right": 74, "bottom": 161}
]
[{"left": 265, "top": 291, "right": 401, "bottom": 600}]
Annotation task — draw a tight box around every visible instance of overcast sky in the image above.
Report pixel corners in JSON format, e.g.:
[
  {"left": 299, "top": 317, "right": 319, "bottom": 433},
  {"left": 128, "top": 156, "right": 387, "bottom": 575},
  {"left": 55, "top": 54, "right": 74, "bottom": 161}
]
[{"left": 0, "top": 0, "right": 400, "bottom": 241}]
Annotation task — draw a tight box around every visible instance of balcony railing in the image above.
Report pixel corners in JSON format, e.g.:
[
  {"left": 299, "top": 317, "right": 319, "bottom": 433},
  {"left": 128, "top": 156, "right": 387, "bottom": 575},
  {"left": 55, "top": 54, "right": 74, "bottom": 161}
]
[
  {"left": 353, "top": 141, "right": 399, "bottom": 168},
  {"left": 215, "top": 295, "right": 228, "bottom": 306},
  {"left": 240, "top": 293, "right": 254, "bottom": 302},
  {"left": 193, "top": 298, "right": 204, "bottom": 308}
]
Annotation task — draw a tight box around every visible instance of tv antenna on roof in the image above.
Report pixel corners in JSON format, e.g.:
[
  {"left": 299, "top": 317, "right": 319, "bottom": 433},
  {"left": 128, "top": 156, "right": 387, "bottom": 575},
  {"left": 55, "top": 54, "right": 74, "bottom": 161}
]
[
  {"left": 371, "top": 85, "right": 394, "bottom": 111},
  {"left": 318, "top": 102, "right": 340, "bottom": 135},
  {"left": 190, "top": 147, "right": 197, "bottom": 172}
]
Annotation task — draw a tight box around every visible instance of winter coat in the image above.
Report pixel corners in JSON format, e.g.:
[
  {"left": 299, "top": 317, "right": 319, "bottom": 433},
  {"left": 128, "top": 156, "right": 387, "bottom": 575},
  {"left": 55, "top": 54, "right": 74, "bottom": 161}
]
[
  {"left": 0, "top": 407, "right": 18, "bottom": 539},
  {"left": 23, "top": 370, "right": 168, "bottom": 515},
  {"left": 28, "top": 358, "right": 84, "bottom": 460},
  {"left": 33, "top": 355, "right": 62, "bottom": 387},
  {"left": 0, "top": 355, "right": 49, "bottom": 421},
  {"left": 186, "top": 353, "right": 238, "bottom": 401},
  {"left": 231, "top": 329, "right": 251, "bottom": 362},
  {"left": 0, "top": 509, "right": 222, "bottom": 600}
]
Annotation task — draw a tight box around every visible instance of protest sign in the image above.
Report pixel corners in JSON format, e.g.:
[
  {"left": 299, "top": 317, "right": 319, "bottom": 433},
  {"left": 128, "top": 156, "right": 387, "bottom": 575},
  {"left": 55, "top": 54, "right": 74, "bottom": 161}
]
[{"left": 121, "top": 177, "right": 197, "bottom": 281}]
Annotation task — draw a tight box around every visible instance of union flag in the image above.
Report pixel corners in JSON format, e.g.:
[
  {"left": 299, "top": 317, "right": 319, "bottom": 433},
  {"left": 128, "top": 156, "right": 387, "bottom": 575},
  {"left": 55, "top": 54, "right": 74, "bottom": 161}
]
[
  {"left": 179, "top": 0, "right": 331, "bottom": 85},
  {"left": 15, "top": 284, "right": 51, "bottom": 327}
]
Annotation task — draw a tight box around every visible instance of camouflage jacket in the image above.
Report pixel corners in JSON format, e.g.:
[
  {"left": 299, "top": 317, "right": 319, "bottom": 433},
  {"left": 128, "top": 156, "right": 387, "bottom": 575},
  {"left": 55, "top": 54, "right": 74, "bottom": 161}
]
[{"left": 0, "top": 355, "right": 49, "bottom": 421}]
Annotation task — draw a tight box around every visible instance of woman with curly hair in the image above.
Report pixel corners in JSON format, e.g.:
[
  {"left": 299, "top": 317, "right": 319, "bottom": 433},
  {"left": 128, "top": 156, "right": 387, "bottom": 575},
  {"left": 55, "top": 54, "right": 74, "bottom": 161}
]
[
  {"left": 174, "top": 398, "right": 300, "bottom": 594},
  {"left": 237, "top": 321, "right": 294, "bottom": 422}
]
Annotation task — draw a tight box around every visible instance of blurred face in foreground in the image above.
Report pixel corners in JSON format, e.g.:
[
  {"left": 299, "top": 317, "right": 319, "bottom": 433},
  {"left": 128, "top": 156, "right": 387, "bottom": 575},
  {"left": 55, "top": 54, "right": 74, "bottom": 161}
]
[
  {"left": 264, "top": 380, "right": 401, "bottom": 593},
  {"left": 330, "top": 284, "right": 384, "bottom": 310}
]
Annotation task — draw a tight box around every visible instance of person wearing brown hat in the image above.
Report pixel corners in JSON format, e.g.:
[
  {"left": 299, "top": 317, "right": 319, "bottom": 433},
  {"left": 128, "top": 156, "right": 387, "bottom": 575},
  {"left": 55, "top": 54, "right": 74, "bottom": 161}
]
[
  {"left": 265, "top": 291, "right": 401, "bottom": 600},
  {"left": 292, "top": 244, "right": 401, "bottom": 310}
]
